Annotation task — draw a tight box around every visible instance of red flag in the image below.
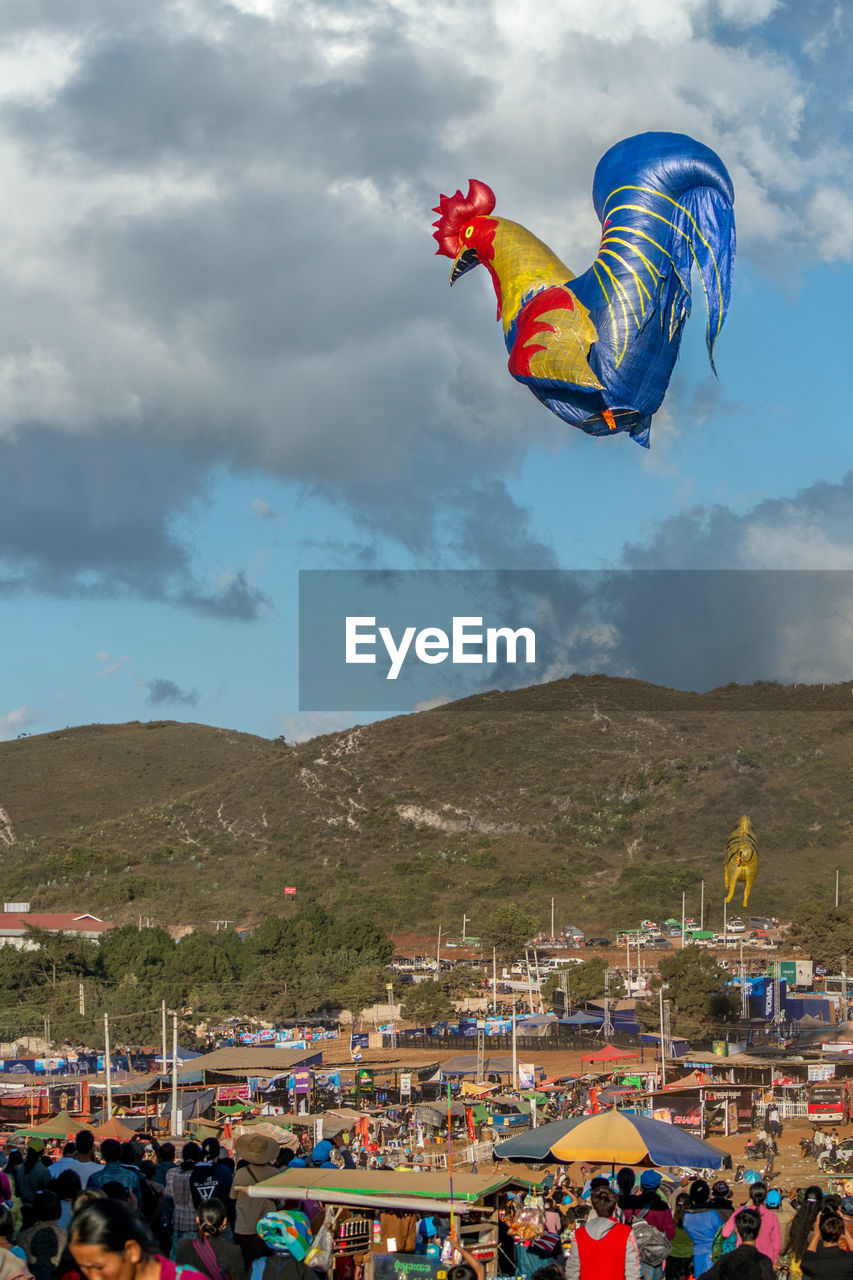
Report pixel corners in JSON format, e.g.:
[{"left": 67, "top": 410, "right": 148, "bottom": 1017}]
[{"left": 284, "top": 887, "right": 297, "bottom": 894}]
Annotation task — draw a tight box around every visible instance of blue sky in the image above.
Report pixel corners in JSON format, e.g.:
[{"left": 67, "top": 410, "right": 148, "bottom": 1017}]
[{"left": 1, "top": 0, "right": 852, "bottom": 742}]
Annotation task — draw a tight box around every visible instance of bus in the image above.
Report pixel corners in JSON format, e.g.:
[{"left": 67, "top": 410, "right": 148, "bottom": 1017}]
[{"left": 807, "top": 1081, "right": 851, "bottom": 1124}]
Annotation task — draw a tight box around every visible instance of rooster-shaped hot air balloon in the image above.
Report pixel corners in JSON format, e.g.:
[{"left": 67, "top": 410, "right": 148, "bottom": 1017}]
[{"left": 433, "top": 132, "right": 735, "bottom": 446}]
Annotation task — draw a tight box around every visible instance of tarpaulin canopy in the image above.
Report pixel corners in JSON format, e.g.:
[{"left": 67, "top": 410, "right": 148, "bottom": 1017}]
[
  {"left": 563, "top": 1012, "right": 604, "bottom": 1025},
  {"left": 440, "top": 1055, "right": 531, "bottom": 1077},
  {"left": 16, "top": 1109, "right": 82, "bottom": 1140},
  {"left": 661, "top": 1072, "right": 711, "bottom": 1091},
  {"left": 247, "top": 1168, "right": 537, "bottom": 1215},
  {"left": 495, "top": 1110, "right": 727, "bottom": 1168},
  {"left": 91, "top": 1116, "right": 139, "bottom": 1140},
  {"left": 582, "top": 1044, "right": 638, "bottom": 1062}
]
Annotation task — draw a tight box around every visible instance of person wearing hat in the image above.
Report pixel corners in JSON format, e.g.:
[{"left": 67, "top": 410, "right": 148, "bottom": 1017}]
[
  {"left": 231, "top": 1135, "right": 279, "bottom": 1269},
  {"left": 250, "top": 1211, "right": 317, "bottom": 1280},
  {"left": 709, "top": 1182, "right": 734, "bottom": 1223}
]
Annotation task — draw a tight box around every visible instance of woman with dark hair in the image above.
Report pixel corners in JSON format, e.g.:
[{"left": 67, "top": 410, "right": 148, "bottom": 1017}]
[
  {"left": 18, "top": 1190, "right": 65, "bottom": 1280},
  {"left": 69, "top": 1197, "right": 208, "bottom": 1280},
  {"left": 54, "top": 1171, "right": 83, "bottom": 1231},
  {"left": 721, "top": 1181, "right": 781, "bottom": 1267},
  {"left": 165, "top": 1145, "right": 203, "bottom": 1260},
  {"left": 175, "top": 1200, "right": 244, "bottom": 1280},
  {"left": 801, "top": 1214, "right": 853, "bottom": 1279},
  {"left": 16, "top": 1148, "right": 51, "bottom": 1227},
  {"left": 665, "top": 1194, "right": 693, "bottom": 1280},
  {"left": 787, "top": 1186, "right": 825, "bottom": 1280}
]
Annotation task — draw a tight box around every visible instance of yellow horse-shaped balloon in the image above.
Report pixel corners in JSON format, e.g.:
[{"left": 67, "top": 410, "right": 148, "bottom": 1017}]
[{"left": 724, "top": 815, "right": 759, "bottom": 907}]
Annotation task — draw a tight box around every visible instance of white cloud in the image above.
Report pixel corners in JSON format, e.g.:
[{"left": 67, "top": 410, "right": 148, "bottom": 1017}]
[{"left": 0, "top": 705, "right": 41, "bottom": 740}]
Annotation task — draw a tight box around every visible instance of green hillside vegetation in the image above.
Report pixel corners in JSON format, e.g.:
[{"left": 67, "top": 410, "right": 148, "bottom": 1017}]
[
  {"left": 2, "top": 911, "right": 393, "bottom": 1049},
  {"left": 2, "top": 676, "right": 853, "bottom": 934}
]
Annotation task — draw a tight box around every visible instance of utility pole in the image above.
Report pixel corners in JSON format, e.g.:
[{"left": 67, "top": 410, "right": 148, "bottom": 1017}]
[
  {"left": 511, "top": 1002, "right": 518, "bottom": 1089},
  {"left": 835, "top": 957, "right": 845, "bottom": 1013},
  {"left": 681, "top": 891, "right": 686, "bottom": 949},
  {"left": 550, "top": 897, "right": 555, "bottom": 941},
  {"left": 740, "top": 942, "right": 748, "bottom": 1019},
  {"left": 837, "top": 870, "right": 841, "bottom": 909},
  {"left": 436, "top": 924, "right": 442, "bottom": 972},
  {"left": 462, "top": 914, "right": 470, "bottom": 943},
  {"left": 161, "top": 999, "right": 167, "bottom": 1077},
  {"left": 43, "top": 1015, "right": 50, "bottom": 1049},
  {"left": 533, "top": 948, "right": 544, "bottom": 1014},
  {"left": 104, "top": 1013, "right": 113, "bottom": 1118},
  {"left": 492, "top": 946, "right": 497, "bottom": 1014},
  {"left": 604, "top": 968, "right": 613, "bottom": 1036},
  {"left": 78, "top": 982, "right": 85, "bottom": 1016},
  {"left": 386, "top": 982, "right": 396, "bottom": 1050},
  {"left": 658, "top": 985, "right": 667, "bottom": 1088},
  {"left": 700, "top": 880, "right": 705, "bottom": 931},
  {"left": 171, "top": 1013, "right": 182, "bottom": 1136},
  {"left": 524, "top": 949, "right": 535, "bottom": 1014},
  {"left": 723, "top": 896, "right": 727, "bottom": 948}
]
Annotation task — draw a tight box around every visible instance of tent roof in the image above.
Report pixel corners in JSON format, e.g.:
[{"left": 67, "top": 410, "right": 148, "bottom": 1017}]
[
  {"left": 660, "top": 1071, "right": 711, "bottom": 1092},
  {"left": 247, "top": 1168, "right": 536, "bottom": 1214},
  {"left": 175, "top": 1047, "right": 321, "bottom": 1076},
  {"left": 583, "top": 1044, "right": 639, "bottom": 1062},
  {"left": 16, "top": 1109, "right": 82, "bottom": 1139},
  {"left": 91, "top": 1117, "right": 139, "bottom": 1140}
]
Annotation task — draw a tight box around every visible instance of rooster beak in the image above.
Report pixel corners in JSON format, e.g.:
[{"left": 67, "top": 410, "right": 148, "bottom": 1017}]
[{"left": 450, "top": 247, "right": 480, "bottom": 285}]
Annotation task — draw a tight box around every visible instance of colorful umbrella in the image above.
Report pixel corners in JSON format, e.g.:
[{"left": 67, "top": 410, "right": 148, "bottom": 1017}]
[{"left": 494, "top": 1110, "right": 727, "bottom": 1168}]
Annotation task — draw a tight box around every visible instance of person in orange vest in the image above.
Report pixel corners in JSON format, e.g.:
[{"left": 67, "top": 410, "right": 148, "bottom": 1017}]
[{"left": 565, "top": 1186, "right": 641, "bottom": 1280}]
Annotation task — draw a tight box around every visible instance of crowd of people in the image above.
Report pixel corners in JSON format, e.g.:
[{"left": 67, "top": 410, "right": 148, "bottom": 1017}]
[
  {"left": 0, "top": 1129, "right": 366, "bottom": 1280},
  {"left": 6, "top": 1128, "right": 853, "bottom": 1280},
  {"left": 512, "top": 1169, "right": 853, "bottom": 1280}
]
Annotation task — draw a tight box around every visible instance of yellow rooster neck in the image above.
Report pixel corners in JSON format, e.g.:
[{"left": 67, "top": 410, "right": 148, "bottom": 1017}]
[{"left": 490, "top": 218, "right": 575, "bottom": 332}]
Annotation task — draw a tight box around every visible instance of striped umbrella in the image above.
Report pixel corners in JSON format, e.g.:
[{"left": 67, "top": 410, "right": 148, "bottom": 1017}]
[{"left": 494, "top": 1110, "right": 727, "bottom": 1168}]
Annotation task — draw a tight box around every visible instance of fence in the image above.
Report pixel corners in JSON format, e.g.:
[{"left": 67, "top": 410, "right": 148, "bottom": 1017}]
[
  {"left": 411, "top": 1029, "right": 642, "bottom": 1053},
  {"left": 778, "top": 1096, "right": 809, "bottom": 1119}
]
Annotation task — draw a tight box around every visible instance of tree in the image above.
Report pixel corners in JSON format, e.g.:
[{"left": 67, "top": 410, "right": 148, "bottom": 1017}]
[
  {"left": 789, "top": 899, "right": 853, "bottom": 970},
  {"left": 635, "top": 945, "right": 739, "bottom": 1042},
  {"left": 401, "top": 980, "right": 455, "bottom": 1023},
  {"left": 543, "top": 958, "right": 607, "bottom": 1010},
  {"left": 480, "top": 904, "right": 535, "bottom": 963}
]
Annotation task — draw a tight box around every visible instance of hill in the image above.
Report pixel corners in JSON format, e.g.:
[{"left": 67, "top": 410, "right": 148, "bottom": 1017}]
[{"left": 2, "top": 676, "right": 852, "bottom": 933}]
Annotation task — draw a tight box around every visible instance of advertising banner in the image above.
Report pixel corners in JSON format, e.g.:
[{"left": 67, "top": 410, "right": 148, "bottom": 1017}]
[
  {"left": 217, "top": 1084, "right": 251, "bottom": 1101},
  {"left": 293, "top": 1069, "right": 311, "bottom": 1096}
]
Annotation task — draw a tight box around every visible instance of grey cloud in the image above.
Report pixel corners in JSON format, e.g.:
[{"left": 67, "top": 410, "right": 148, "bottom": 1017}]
[
  {"left": 146, "top": 678, "right": 198, "bottom": 707},
  {"left": 0, "top": 428, "right": 268, "bottom": 617},
  {"left": 622, "top": 472, "right": 853, "bottom": 569}
]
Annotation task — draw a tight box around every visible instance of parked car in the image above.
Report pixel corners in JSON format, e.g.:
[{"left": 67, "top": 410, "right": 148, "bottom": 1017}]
[{"left": 585, "top": 936, "right": 611, "bottom": 947}]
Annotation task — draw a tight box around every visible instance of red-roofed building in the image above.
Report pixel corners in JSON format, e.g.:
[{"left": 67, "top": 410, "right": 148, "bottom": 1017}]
[{"left": 0, "top": 909, "right": 114, "bottom": 948}]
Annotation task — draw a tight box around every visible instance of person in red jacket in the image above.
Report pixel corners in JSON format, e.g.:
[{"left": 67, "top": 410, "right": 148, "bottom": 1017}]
[{"left": 565, "top": 1187, "right": 641, "bottom": 1280}]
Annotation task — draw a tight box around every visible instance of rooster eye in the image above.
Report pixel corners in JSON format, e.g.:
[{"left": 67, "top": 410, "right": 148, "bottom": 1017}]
[{"left": 464, "top": 226, "right": 473, "bottom": 238}]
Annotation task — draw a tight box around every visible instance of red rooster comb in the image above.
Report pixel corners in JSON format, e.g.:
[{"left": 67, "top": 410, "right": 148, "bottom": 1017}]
[{"left": 432, "top": 179, "right": 496, "bottom": 258}]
